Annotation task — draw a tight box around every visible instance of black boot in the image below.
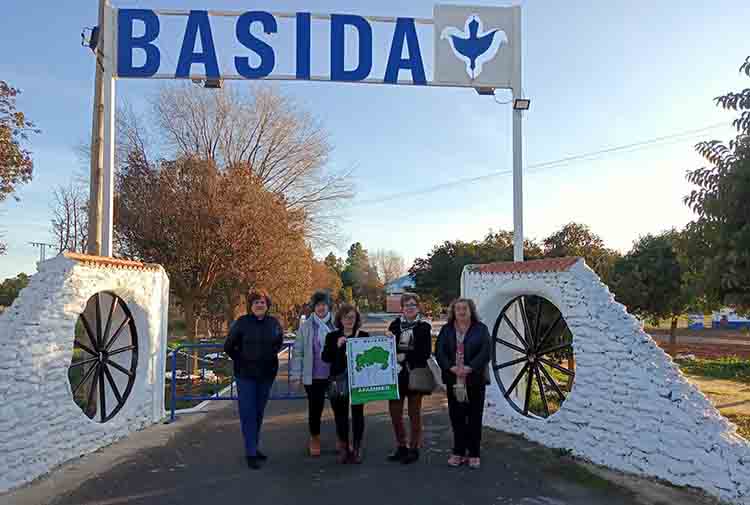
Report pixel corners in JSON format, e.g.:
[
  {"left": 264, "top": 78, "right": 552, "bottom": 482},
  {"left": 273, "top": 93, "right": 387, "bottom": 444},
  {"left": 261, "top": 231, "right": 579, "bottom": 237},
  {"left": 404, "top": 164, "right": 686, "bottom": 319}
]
[
  {"left": 387, "top": 446, "right": 408, "bottom": 462},
  {"left": 246, "top": 456, "right": 261, "bottom": 470},
  {"left": 401, "top": 448, "right": 419, "bottom": 464},
  {"left": 255, "top": 450, "right": 268, "bottom": 461}
]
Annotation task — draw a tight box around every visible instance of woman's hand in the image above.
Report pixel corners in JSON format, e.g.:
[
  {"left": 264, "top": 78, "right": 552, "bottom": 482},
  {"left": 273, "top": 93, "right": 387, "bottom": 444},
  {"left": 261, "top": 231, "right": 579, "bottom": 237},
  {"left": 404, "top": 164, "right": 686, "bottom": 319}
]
[
  {"left": 337, "top": 336, "right": 347, "bottom": 348},
  {"left": 449, "top": 366, "right": 459, "bottom": 375}
]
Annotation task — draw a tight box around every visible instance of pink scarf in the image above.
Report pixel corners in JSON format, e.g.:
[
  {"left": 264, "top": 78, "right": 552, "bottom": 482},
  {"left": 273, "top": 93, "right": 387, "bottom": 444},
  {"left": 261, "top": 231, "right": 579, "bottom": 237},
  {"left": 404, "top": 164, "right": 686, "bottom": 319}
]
[{"left": 454, "top": 326, "right": 468, "bottom": 403}]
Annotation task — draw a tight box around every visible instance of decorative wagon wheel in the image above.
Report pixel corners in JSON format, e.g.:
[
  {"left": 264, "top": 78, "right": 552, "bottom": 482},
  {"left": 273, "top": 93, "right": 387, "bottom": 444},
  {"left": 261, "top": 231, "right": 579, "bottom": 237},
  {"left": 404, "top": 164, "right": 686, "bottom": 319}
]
[
  {"left": 68, "top": 292, "right": 138, "bottom": 422},
  {"left": 492, "top": 294, "right": 575, "bottom": 419}
]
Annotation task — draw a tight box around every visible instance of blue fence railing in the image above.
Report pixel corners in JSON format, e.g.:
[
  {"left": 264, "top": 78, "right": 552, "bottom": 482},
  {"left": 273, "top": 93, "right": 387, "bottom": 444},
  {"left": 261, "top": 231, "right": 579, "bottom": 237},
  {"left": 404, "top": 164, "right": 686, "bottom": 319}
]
[{"left": 168, "top": 339, "right": 304, "bottom": 423}]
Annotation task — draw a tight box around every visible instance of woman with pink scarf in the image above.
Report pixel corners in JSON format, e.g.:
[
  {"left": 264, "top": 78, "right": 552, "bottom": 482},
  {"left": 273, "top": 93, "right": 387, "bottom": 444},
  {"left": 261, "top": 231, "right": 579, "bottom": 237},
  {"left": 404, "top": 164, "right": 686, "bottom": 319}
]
[{"left": 435, "top": 298, "right": 491, "bottom": 469}]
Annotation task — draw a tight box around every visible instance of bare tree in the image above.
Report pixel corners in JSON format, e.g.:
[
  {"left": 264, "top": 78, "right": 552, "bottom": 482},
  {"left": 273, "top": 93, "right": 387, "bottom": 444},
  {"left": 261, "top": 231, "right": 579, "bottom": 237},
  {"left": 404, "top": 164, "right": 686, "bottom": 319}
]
[
  {"left": 51, "top": 182, "right": 88, "bottom": 254},
  {"left": 373, "top": 249, "right": 406, "bottom": 285},
  {"left": 114, "top": 84, "right": 353, "bottom": 247}
]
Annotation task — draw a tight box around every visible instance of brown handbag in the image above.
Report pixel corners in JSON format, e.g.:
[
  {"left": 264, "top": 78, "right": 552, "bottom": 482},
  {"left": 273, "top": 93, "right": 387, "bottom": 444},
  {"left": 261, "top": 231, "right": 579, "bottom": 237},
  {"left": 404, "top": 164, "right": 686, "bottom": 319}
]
[{"left": 408, "top": 363, "right": 437, "bottom": 394}]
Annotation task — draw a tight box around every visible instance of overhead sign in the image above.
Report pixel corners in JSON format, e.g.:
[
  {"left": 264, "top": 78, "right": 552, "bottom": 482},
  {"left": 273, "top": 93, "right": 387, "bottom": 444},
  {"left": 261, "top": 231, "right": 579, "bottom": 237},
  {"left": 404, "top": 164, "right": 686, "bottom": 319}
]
[{"left": 115, "top": 5, "right": 520, "bottom": 90}]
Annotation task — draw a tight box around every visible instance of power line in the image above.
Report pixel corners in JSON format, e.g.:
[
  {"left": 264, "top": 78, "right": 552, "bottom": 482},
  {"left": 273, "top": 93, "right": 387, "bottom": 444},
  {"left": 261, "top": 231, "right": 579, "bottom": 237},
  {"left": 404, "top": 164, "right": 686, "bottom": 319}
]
[{"left": 352, "top": 121, "right": 731, "bottom": 207}]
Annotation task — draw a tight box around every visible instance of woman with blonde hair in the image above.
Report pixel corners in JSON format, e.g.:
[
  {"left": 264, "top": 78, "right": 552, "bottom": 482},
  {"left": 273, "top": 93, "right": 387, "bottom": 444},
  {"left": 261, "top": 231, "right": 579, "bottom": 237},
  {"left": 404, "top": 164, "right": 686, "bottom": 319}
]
[
  {"left": 386, "top": 293, "right": 433, "bottom": 464},
  {"left": 435, "top": 298, "right": 491, "bottom": 469}
]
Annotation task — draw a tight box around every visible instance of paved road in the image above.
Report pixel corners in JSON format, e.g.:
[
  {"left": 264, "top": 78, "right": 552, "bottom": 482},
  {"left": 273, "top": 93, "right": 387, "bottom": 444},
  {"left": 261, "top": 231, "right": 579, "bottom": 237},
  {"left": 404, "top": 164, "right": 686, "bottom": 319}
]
[{"left": 7, "top": 393, "right": 708, "bottom": 505}]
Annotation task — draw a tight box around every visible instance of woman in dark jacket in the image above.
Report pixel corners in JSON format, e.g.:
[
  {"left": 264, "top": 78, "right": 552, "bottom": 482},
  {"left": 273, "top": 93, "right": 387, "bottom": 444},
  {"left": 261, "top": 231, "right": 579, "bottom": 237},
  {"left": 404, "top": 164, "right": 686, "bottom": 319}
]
[
  {"left": 435, "top": 298, "right": 491, "bottom": 470},
  {"left": 224, "top": 291, "right": 283, "bottom": 470},
  {"left": 322, "top": 303, "right": 369, "bottom": 464},
  {"left": 386, "top": 293, "right": 432, "bottom": 464}
]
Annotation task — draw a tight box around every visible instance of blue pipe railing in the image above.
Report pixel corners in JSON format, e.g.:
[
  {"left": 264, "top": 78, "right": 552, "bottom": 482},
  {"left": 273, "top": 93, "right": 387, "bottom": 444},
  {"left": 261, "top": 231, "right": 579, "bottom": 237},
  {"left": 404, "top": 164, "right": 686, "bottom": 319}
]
[{"left": 168, "top": 339, "right": 303, "bottom": 423}]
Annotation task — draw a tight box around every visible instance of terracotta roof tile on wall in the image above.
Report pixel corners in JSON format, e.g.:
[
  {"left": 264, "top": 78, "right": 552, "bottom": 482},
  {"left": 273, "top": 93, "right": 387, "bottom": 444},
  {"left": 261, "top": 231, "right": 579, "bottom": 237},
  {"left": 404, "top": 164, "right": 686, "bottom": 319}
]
[
  {"left": 64, "top": 252, "right": 162, "bottom": 272},
  {"left": 469, "top": 257, "right": 581, "bottom": 275}
]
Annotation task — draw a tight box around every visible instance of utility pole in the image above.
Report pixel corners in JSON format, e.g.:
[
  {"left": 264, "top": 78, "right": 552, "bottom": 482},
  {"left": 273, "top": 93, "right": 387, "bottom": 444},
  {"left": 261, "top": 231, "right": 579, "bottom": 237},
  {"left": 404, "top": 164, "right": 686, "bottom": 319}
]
[
  {"left": 30, "top": 242, "right": 56, "bottom": 263},
  {"left": 86, "top": 0, "right": 107, "bottom": 256}
]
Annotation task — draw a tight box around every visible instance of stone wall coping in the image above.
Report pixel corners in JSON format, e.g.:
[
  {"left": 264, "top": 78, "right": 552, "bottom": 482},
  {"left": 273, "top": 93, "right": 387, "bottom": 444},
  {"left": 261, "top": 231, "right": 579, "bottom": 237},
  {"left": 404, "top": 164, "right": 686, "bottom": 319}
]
[
  {"left": 64, "top": 253, "right": 162, "bottom": 272},
  {"left": 466, "top": 257, "right": 581, "bottom": 275}
]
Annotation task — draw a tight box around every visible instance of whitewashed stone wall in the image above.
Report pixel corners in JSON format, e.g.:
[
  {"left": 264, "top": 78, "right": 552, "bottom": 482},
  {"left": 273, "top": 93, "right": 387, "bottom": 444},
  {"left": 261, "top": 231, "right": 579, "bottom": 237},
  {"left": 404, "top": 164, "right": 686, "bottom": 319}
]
[
  {"left": 463, "top": 259, "right": 750, "bottom": 505},
  {"left": 0, "top": 254, "right": 169, "bottom": 493}
]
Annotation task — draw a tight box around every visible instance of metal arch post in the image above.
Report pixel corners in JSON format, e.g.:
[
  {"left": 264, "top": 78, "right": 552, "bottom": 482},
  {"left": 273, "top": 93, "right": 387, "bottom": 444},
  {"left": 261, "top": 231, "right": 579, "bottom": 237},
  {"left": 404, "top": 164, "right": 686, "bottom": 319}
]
[
  {"left": 101, "top": 4, "right": 117, "bottom": 257},
  {"left": 511, "top": 6, "right": 524, "bottom": 262}
]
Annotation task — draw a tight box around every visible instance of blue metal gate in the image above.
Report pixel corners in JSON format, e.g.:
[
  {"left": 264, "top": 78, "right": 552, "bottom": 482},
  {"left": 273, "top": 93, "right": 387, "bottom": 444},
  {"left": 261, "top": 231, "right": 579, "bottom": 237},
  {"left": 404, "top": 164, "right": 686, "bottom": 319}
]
[{"left": 167, "top": 340, "right": 304, "bottom": 422}]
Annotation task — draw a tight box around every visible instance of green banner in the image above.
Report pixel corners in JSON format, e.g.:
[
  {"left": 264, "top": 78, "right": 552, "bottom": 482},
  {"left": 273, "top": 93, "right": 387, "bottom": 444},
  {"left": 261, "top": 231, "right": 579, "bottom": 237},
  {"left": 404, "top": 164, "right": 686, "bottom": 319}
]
[{"left": 347, "top": 335, "right": 399, "bottom": 405}]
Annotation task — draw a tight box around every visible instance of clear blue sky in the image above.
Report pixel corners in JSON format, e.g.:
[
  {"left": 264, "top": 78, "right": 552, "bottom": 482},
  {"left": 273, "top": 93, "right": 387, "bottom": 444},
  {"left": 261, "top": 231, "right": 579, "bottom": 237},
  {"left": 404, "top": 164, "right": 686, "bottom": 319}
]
[{"left": 1, "top": 0, "right": 748, "bottom": 280}]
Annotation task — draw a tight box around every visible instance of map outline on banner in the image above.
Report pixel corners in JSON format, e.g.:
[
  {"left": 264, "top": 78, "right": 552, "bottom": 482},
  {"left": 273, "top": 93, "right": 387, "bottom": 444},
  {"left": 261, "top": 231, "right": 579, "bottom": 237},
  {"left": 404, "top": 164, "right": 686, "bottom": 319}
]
[{"left": 346, "top": 335, "right": 400, "bottom": 405}]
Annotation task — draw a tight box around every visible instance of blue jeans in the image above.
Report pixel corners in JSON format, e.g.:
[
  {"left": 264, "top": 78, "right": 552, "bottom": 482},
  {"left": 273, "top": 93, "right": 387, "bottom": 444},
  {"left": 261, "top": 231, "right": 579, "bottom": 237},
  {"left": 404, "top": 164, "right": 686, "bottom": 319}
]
[{"left": 236, "top": 377, "right": 274, "bottom": 457}]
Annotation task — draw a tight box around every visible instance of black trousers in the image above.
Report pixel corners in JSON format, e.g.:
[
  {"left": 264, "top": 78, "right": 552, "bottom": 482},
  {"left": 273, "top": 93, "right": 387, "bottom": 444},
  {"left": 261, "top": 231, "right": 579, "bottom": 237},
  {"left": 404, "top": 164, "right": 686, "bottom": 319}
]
[
  {"left": 446, "top": 384, "right": 486, "bottom": 458},
  {"left": 332, "top": 398, "right": 365, "bottom": 449},
  {"left": 304, "top": 379, "right": 331, "bottom": 436}
]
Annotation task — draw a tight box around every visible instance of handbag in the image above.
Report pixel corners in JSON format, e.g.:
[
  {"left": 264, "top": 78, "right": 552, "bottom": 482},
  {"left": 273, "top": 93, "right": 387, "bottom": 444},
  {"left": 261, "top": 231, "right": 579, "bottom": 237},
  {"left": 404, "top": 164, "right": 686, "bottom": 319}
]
[
  {"left": 408, "top": 363, "right": 437, "bottom": 394},
  {"left": 328, "top": 372, "right": 349, "bottom": 401},
  {"left": 328, "top": 331, "right": 357, "bottom": 401}
]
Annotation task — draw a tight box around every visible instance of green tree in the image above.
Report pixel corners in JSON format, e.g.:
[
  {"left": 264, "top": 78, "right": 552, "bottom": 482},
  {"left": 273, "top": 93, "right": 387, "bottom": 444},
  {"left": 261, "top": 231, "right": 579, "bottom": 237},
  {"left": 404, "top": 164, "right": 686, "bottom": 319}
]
[
  {"left": 410, "top": 231, "right": 542, "bottom": 305},
  {"left": 341, "top": 243, "right": 383, "bottom": 308},
  {"left": 685, "top": 57, "right": 750, "bottom": 310},
  {"left": 610, "top": 232, "right": 691, "bottom": 344},
  {"left": 0, "top": 273, "right": 30, "bottom": 308},
  {"left": 324, "top": 252, "right": 344, "bottom": 276},
  {"left": 543, "top": 222, "right": 620, "bottom": 283}
]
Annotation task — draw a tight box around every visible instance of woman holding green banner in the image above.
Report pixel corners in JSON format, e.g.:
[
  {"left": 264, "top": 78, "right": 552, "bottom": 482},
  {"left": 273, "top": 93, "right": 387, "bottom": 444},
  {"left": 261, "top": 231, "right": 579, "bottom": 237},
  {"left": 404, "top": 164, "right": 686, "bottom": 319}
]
[
  {"left": 322, "top": 304, "right": 370, "bottom": 464},
  {"left": 386, "top": 293, "right": 433, "bottom": 465},
  {"left": 436, "top": 298, "right": 491, "bottom": 469}
]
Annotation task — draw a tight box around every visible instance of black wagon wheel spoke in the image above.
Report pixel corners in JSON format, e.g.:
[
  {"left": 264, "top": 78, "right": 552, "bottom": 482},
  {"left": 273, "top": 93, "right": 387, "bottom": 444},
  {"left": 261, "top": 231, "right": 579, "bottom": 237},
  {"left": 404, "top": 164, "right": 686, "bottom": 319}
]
[
  {"left": 104, "top": 315, "right": 132, "bottom": 352},
  {"left": 74, "top": 340, "right": 98, "bottom": 357},
  {"left": 495, "top": 337, "right": 526, "bottom": 355},
  {"left": 69, "top": 292, "right": 138, "bottom": 423},
  {"left": 492, "top": 295, "right": 575, "bottom": 419},
  {"left": 538, "top": 362, "right": 567, "bottom": 402},
  {"left": 504, "top": 362, "right": 530, "bottom": 398},
  {"left": 519, "top": 296, "right": 534, "bottom": 348},
  {"left": 535, "top": 313, "right": 563, "bottom": 353},
  {"left": 108, "top": 344, "right": 137, "bottom": 357},
  {"left": 101, "top": 295, "right": 118, "bottom": 350},
  {"left": 99, "top": 365, "right": 107, "bottom": 422},
  {"left": 72, "top": 362, "right": 99, "bottom": 397},
  {"left": 494, "top": 356, "right": 527, "bottom": 370},
  {"left": 522, "top": 363, "right": 534, "bottom": 416},
  {"left": 95, "top": 293, "right": 104, "bottom": 348},
  {"left": 538, "top": 342, "right": 572, "bottom": 357},
  {"left": 538, "top": 357, "right": 575, "bottom": 378},
  {"left": 103, "top": 364, "right": 123, "bottom": 405},
  {"left": 534, "top": 364, "right": 550, "bottom": 417},
  {"left": 79, "top": 314, "right": 99, "bottom": 352},
  {"left": 70, "top": 356, "right": 100, "bottom": 369},
  {"left": 107, "top": 358, "right": 135, "bottom": 378},
  {"left": 502, "top": 313, "right": 530, "bottom": 351}
]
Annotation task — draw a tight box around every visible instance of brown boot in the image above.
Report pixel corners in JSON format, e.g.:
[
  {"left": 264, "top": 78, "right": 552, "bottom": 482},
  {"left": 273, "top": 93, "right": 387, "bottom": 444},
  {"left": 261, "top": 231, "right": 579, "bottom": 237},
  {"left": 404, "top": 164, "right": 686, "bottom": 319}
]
[
  {"left": 309, "top": 435, "right": 321, "bottom": 457},
  {"left": 337, "top": 447, "right": 349, "bottom": 464}
]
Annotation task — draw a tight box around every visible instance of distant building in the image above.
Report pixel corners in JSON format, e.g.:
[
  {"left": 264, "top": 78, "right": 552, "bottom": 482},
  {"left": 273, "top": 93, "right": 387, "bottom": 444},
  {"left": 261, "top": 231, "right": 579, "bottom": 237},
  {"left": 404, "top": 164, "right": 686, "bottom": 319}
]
[{"left": 384, "top": 274, "right": 416, "bottom": 313}]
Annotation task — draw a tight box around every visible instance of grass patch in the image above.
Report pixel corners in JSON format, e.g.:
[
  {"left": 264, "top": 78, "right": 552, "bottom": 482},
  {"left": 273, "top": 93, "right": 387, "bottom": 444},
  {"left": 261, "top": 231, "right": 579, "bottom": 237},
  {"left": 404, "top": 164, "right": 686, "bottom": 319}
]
[
  {"left": 675, "top": 356, "right": 750, "bottom": 383},
  {"left": 725, "top": 414, "right": 750, "bottom": 440}
]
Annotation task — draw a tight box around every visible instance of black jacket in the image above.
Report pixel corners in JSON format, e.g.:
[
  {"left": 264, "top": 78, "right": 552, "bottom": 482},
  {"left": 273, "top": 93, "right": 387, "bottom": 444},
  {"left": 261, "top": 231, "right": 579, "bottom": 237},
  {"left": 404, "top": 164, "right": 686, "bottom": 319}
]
[
  {"left": 322, "top": 329, "right": 370, "bottom": 377},
  {"left": 388, "top": 318, "right": 432, "bottom": 370},
  {"left": 224, "top": 314, "right": 283, "bottom": 380},
  {"left": 435, "top": 321, "right": 491, "bottom": 386}
]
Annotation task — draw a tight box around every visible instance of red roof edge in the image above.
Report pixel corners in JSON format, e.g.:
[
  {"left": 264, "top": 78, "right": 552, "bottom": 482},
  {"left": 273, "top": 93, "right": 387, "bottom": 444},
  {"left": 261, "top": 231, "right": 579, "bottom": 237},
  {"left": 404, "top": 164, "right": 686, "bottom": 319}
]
[
  {"left": 64, "top": 252, "right": 162, "bottom": 271},
  {"left": 467, "top": 257, "right": 581, "bottom": 275}
]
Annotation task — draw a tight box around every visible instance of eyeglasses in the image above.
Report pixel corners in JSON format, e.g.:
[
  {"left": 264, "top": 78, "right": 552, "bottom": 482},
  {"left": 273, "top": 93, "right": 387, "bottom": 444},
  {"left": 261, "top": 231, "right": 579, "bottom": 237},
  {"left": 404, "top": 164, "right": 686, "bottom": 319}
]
[{"left": 403, "top": 304, "right": 418, "bottom": 309}]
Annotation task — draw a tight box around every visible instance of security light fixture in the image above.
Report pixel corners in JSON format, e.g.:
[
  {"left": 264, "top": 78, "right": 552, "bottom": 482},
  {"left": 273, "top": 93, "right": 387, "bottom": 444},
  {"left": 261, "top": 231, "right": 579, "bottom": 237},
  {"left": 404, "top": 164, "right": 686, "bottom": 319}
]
[
  {"left": 204, "top": 79, "right": 223, "bottom": 89},
  {"left": 513, "top": 98, "right": 531, "bottom": 110},
  {"left": 475, "top": 86, "right": 496, "bottom": 96}
]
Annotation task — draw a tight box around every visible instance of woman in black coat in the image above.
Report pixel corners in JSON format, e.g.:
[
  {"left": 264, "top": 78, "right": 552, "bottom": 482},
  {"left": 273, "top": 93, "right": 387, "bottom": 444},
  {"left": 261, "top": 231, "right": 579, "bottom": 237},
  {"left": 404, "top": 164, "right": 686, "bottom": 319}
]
[
  {"left": 386, "top": 293, "right": 432, "bottom": 464},
  {"left": 223, "top": 291, "right": 283, "bottom": 470},
  {"left": 322, "top": 303, "right": 369, "bottom": 464},
  {"left": 435, "top": 298, "right": 491, "bottom": 470}
]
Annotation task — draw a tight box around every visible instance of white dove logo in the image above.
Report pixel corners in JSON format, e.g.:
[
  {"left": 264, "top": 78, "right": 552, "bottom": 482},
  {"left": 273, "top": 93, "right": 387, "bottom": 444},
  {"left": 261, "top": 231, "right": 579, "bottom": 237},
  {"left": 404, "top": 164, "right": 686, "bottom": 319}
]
[{"left": 441, "top": 15, "right": 508, "bottom": 79}]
